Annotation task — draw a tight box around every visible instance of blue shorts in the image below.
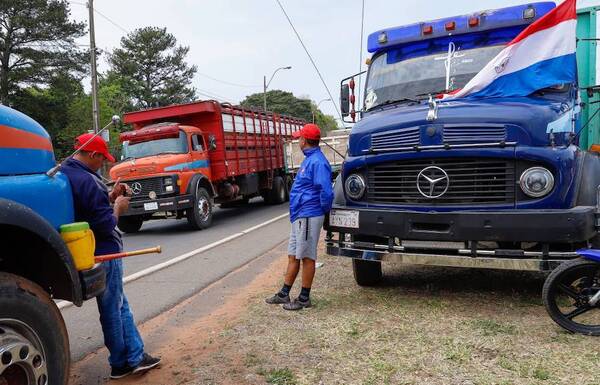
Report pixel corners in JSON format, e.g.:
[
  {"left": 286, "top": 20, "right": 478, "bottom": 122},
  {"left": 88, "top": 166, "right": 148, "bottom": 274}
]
[{"left": 287, "top": 216, "right": 324, "bottom": 260}]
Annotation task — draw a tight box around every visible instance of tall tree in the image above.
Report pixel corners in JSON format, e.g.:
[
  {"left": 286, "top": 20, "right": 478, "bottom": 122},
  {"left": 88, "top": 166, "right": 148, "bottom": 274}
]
[
  {"left": 241, "top": 90, "right": 339, "bottom": 134},
  {"left": 0, "top": 0, "right": 87, "bottom": 105},
  {"left": 107, "top": 27, "right": 197, "bottom": 109}
]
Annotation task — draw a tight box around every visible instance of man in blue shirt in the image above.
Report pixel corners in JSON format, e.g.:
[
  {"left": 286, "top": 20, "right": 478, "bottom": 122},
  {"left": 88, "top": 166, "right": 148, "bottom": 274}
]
[
  {"left": 61, "top": 133, "right": 160, "bottom": 379},
  {"left": 266, "top": 124, "right": 333, "bottom": 310}
]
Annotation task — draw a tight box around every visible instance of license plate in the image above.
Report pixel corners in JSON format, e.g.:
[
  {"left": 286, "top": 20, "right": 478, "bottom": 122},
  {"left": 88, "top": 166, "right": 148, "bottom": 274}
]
[
  {"left": 329, "top": 210, "right": 359, "bottom": 229},
  {"left": 144, "top": 202, "right": 158, "bottom": 211}
]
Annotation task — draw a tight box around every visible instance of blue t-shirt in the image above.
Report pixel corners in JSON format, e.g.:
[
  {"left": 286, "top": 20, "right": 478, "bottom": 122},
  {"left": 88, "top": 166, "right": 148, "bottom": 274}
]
[{"left": 289, "top": 147, "right": 333, "bottom": 222}]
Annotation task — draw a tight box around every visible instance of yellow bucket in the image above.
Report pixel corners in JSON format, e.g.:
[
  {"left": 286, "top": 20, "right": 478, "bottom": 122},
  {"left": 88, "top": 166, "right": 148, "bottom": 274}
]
[{"left": 60, "top": 222, "right": 96, "bottom": 271}]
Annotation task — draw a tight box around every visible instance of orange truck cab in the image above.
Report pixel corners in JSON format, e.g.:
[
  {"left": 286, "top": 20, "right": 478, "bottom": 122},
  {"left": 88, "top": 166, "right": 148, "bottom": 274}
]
[{"left": 109, "top": 100, "right": 304, "bottom": 233}]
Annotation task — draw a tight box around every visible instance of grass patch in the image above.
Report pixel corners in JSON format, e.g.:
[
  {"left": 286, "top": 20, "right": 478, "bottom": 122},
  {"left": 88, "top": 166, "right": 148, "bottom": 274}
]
[
  {"left": 471, "top": 319, "right": 517, "bottom": 336},
  {"left": 264, "top": 368, "right": 297, "bottom": 385}
]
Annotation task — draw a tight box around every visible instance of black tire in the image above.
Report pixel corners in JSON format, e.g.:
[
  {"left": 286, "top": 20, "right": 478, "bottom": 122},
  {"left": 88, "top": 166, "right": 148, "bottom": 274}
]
[
  {"left": 0, "top": 272, "right": 69, "bottom": 385},
  {"left": 117, "top": 216, "right": 143, "bottom": 233},
  {"left": 352, "top": 259, "right": 383, "bottom": 286},
  {"left": 187, "top": 187, "right": 213, "bottom": 230},
  {"left": 542, "top": 258, "right": 600, "bottom": 335},
  {"left": 267, "top": 176, "right": 286, "bottom": 205}
]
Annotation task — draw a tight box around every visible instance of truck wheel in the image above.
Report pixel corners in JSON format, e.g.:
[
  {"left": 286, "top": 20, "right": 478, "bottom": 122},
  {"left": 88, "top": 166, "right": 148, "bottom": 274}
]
[
  {"left": 352, "top": 259, "right": 383, "bottom": 286},
  {"left": 117, "top": 216, "right": 143, "bottom": 233},
  {"left": 187, "top": 187, "right": 213, "bottom": 230},
  {"left": 267, "top": 176, "right": 286, "bottom": 205},
  {"left": 0, "top": 273, "right": 69, "bottom": 385}
]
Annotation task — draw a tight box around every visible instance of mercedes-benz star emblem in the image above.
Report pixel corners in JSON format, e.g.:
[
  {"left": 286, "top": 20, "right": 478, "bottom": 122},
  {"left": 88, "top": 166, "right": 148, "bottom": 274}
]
[
  {"left": 131, "top": 182, "right": 142, "bottom": 195},
  {"left": 417, "top": 166, "right": 450, "bottom": 199}
]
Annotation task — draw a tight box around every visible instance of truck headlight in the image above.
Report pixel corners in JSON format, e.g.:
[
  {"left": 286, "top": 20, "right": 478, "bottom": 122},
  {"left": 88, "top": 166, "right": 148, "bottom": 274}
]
[
  {"left": 345, "top": 174, "right": 366, "bottom": 200},
  {"left": 519, "top": 167, "right": 554, "bottom": 198}
]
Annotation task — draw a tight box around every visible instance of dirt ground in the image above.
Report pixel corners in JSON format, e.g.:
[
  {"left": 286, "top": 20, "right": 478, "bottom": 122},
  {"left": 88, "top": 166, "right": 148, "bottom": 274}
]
[{"left": 76, "top": 246, "right": 600, "bottom": 385}]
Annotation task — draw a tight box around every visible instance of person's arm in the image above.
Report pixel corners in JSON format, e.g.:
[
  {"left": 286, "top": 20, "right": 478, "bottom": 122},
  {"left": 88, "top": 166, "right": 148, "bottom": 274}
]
[
  {"left": 79, "top": 177, "right": 119, "bottom": 238},
  {"left": 314, "top": 161, "right": 334, "bottom": 214}
]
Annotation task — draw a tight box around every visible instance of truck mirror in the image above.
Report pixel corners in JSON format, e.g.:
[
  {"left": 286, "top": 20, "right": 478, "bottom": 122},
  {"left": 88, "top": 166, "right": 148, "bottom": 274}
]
[
  {"left": 340, "top": 84, "right": 350, "bottom": 116},
  {"left": 209, "top": 134, "right": 217, "bottom": 150}
]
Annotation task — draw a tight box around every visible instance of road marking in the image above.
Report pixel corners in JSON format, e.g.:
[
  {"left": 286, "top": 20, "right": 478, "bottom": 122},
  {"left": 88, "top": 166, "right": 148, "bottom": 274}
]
[{"left": 58, "top": 212, "right": 289, "bottom": 310}]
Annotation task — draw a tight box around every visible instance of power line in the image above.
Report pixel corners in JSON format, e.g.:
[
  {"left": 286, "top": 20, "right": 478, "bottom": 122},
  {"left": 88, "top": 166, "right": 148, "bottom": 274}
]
[
  {"left": 196, "top": 72, "right": 261, "bottom": 88},
  {"left": 93, "top": 7, "right": 129, "bottom": 34},
  {"left": 274, "top": 0, "right": 344, "bottom": 126},
  {"left": 68, "top": 1, "right": 129, "bottom": 34}
]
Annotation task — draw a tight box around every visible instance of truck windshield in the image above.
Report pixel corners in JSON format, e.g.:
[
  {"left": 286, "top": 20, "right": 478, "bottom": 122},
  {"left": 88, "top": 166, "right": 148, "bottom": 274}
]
[
  {"left": 122, "top": 131, "right": 188, "bottom": 159},
  {"left": 365, "top": 44, "right": 504, "bottom": 109}
]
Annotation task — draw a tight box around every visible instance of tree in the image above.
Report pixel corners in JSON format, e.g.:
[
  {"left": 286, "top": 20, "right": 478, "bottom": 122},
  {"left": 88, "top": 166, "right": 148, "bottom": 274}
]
[
  {"left": 240, "top": 90, "right": 339, "bottom": 134},
  {"left": 0, "top": 0, "right": 87, "bottom": 105},
  {"left": 107, "top": 27, "right": 197, "bottom": 109}
]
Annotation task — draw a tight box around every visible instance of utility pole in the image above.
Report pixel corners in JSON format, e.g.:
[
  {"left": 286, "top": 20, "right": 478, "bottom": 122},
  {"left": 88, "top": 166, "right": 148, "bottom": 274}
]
[{"left": 88, "top": 0, "right": 101, "bottom": 133}]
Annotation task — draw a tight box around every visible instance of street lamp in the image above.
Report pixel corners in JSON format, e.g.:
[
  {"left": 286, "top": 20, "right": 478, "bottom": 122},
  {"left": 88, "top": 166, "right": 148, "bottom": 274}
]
[
  {"left": 313, "top": 98, "right": 332, "bottom": 123},
  {"left": 263, "top": 66, "right": 292, "bottom": 112}
]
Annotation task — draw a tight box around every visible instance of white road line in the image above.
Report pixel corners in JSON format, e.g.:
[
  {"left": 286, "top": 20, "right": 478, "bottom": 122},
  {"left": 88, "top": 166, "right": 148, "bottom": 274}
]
[{"left": 58, "top": 212, "right": 289, "bottom": 310}]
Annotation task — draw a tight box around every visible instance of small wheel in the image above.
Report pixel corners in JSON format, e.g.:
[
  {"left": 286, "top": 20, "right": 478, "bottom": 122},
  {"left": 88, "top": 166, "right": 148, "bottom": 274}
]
[
  {"left": 542, "top": 258, "right": 600, "bottom": 335},
  {"left": 0, "top": 273, "right": 69, "bottom": 385},
  {"left": 187, "top": 187, "right": 213, "bottom": 230},
  {"left": 352, "top": 259, "right": 383, "bottom": 286},
  {"left": 117, "top": 216, "right": 143, "bottom": 233},
  {"left": 267, "top": 176, "right": 286, "bottom": 205}
]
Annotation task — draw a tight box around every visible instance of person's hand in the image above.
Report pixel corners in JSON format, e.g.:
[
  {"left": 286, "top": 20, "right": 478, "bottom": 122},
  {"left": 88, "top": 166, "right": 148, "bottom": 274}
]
[
  {"left": 113, "top": 195, "right": 130, "bottom": 217},
  {"left": 110, "top": 178, "right": 131, "bottom": 202}
]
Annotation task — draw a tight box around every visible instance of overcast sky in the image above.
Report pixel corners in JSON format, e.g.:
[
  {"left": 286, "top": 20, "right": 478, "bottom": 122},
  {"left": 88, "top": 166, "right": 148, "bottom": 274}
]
[{"left": 68, "top": 0, "right": 595, "bottom": 125}]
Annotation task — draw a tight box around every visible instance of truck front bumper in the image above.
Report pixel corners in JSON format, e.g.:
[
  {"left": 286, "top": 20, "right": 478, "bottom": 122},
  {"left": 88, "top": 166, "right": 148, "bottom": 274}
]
[
  {"left": 325, "top": 206, "right": 598, "bottom": 272},
  {"left": 122, "top": 194, "right": 194, "bottom": 216}
]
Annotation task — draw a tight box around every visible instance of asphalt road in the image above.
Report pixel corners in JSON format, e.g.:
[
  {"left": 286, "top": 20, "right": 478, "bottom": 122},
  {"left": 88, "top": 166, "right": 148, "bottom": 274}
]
[{"left": 61, "top": 198, "right": 290, "bottom": 362}]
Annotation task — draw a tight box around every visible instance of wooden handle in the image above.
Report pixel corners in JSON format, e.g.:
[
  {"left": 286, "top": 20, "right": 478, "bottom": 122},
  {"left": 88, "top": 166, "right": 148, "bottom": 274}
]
[{"left": 95, "top": 246, "right": 162, "bottom": 263}]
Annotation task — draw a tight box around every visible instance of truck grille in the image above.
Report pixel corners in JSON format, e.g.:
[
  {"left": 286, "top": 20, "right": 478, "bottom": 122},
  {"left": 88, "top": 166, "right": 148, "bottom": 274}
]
[
  {"left": 367, "top": 158, "right": 515, "bottom": 206},
  {"left": 371, "top": 126, "right": 420, "bottom": 151},
  {"left": 443, "top": 125, "right": 507, "bottom": 144},
  {"left": 128, "top": 177, "right": 166, "bottom": 200}
]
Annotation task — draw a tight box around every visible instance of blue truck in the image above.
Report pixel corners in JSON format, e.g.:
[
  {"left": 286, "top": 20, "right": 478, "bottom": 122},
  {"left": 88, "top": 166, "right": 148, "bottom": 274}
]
[
  {"left": 0, "top": 105, "right": 105, "bottom": 385},
  {"left": 327, "top": 2, "right": 600, "bottom": 285}
]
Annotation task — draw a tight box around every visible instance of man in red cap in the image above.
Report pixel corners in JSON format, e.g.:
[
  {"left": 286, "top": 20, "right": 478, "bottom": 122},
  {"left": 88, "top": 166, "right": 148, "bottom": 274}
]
[
  {"left": 266, "top": 123, "right": 333, "bottom": 310},
  {"left": 61, "top": 133, "right": 161, "bottom": 378}
]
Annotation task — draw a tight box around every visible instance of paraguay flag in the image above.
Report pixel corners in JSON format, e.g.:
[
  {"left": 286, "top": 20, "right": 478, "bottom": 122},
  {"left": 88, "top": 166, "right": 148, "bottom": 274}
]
[{"left": 449, "top": 0, "right": 577, "bottom": 99}]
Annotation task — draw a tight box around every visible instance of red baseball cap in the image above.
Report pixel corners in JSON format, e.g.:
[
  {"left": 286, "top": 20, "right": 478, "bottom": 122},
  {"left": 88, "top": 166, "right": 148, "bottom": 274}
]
[
  {"left": 74, "top": 133, "right": 115, "bottom": 162},
  {"left": 292, "top": 123, "right": 321, "bottom": 140}
]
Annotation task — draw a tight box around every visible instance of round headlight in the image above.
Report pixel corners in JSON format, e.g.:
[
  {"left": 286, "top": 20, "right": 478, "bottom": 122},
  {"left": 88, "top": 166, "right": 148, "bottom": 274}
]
[
  {"left": 519, "top": 167, "right": 554, "bottom": 198},
  {"left": 345, "top": 174, "right": 366, "bottom": 200}
]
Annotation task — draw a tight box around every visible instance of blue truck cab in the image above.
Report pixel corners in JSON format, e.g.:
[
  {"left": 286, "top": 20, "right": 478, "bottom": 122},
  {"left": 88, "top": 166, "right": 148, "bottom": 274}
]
[
  {"left": 0, "top": 105, "right": 104, "bottom": 385},
  {"left": 326, "top": 2, "right": 600, "bottom": 285}
]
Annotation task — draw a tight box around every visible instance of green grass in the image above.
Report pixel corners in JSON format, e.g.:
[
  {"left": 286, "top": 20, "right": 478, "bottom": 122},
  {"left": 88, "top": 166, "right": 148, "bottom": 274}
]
[
  {"left": 471, "top": 319, "right": 517, "bottom": 336},
  {"left": 264, "top": 368, "right": 297, "bottom": 385}
]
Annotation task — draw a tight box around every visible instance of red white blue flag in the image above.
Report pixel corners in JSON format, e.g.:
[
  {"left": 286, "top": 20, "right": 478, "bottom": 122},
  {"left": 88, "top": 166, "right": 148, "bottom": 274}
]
[{"left": 448, "top": 0, "right": 577, "bottom": 99}]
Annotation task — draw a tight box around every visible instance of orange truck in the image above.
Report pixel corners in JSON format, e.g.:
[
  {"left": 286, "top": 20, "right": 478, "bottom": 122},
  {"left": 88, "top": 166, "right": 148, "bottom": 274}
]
[{"left": 109, "top": 100, "right": 304, "bottom": 232}]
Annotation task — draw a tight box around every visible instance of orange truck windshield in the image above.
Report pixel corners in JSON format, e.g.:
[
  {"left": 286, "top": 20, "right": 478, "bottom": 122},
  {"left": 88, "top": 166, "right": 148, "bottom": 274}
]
[{"left": 122, "top": 131, "right": 188, "bottom": 160}]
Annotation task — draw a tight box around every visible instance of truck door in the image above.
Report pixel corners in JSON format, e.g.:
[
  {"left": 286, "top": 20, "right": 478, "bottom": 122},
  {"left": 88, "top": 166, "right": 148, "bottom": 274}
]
[{"left": 190, "top": 134, "right": 211, "bottom": 177}]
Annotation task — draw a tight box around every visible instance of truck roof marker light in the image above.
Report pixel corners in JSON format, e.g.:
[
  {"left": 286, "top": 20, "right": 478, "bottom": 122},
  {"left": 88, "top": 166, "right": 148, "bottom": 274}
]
[
  {"left": 423, "top": 25, "right": 433, "bottom": 35},
  {"left": 445, "top": 21, "right": 456, "bottom": 31},
  {"left": 365, "top": 57, "right": 372, "bottom": 66},
  {"left": 523, "top": 7, "right": 535, "bottom": 19},
  {"left": 468, "top": 16, "right": 479, "bottom": 27},
  {"left": 378, "top": 31, "right": 388, "bottom": 44}
]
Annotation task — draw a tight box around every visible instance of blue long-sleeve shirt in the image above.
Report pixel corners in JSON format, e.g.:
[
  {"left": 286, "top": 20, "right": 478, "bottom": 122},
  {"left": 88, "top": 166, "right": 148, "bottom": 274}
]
[
  {"left": 289, "top": 147, "right": 333, "bottom": 222},
  {"left": 61, "top": 158, "right": 122, "bottom": 255}
]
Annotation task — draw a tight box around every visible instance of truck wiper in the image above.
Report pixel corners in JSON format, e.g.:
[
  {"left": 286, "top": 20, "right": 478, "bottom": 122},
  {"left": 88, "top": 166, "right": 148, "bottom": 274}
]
[{"left": 367, "top": 97, "right": 421, "bottom": 111}]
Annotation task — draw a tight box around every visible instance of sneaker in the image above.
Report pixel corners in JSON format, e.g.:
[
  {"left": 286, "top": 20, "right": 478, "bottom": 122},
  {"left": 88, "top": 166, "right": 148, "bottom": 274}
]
[
  {"left": 110, "top": 365, "right": 134, "bottom": 379},
  {"left": 282, "top": 297, "right": 311, "bottom": 311},
  {"left": 265, "top": 293, "right": 290, "bottom": 304},
  {"left": 132, "top": 353, "right": 161, "bottom": 374}
]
